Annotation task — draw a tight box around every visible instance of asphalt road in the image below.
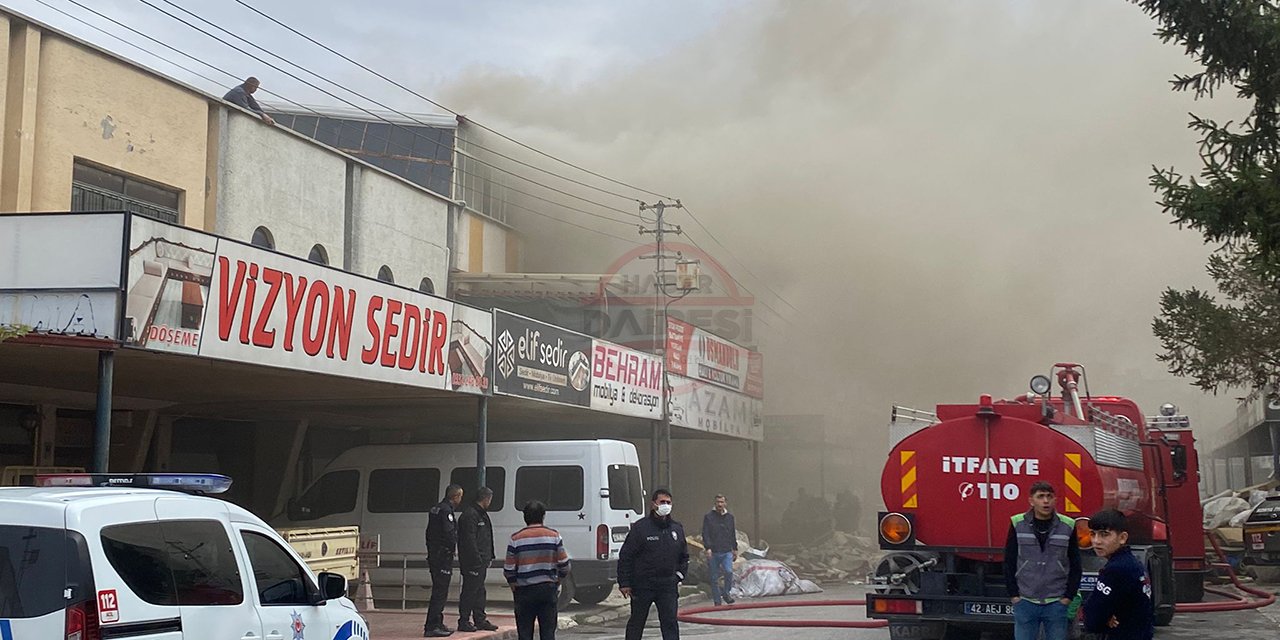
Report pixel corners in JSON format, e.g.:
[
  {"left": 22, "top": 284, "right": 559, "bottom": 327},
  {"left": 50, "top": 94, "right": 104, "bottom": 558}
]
[{"left": 560, "top": 584, "right": 1280, "bottom": 640}]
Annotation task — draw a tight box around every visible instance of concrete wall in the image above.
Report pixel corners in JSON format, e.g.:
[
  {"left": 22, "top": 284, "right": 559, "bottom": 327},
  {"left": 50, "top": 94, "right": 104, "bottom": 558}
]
[
  {"left": 351, "top": 166, "right": 450, "bottom": 289},
  {"left": 215, "top": 111, "right": 348, "bottom": 260},
  {"left": 456, "top": 210, "right": 519, "bottom": 274},
  {"left": 0, "top": 18, "right": 209, "bottom": 225}
]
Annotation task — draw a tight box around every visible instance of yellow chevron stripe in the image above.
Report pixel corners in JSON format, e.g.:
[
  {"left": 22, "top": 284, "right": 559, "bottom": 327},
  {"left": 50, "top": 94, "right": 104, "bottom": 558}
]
[
  {"left": 901, "top": 467, "right": 917, "bottom": 493},
  {"left": 904, "top": 494, "right": 918, "bottom": 508},
  {"left": 1064, "top": 468, "right": 1081, "bottom": 496},
  {"left": 1065, "top": 453, "right": 1082, "bottom": 469},
  {"left": 901, "top": 450, "right": 916, "bottom": 465},
  {"left": 1064, "top": 497, "right": 1080, "bottom": 513}
]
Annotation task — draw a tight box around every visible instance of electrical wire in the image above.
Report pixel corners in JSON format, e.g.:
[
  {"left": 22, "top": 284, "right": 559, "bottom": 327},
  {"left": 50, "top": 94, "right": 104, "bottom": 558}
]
[
  {"left": 232, "top": 0, "right": 676, "bottom": 203},
  {"left": 139, "top": 0, "right": 642, "bottom": 221},
  {"left": 680, "top": 203, "right": 801, "bottom": 315},
  {"left": 43, "top": 0, "right": 643, "bottom": 246}
]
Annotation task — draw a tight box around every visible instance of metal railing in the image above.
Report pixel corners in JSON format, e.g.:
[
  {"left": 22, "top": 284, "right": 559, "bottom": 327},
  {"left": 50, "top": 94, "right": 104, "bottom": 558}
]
[
  {"left": 71, "top": 183, "right": 179, "bottom": 224},
  {"left": 1087, "top": 406, "right": 1140, "bottom": 438},
  {"left": 891, "top": 405, "right": 939, "bottom": 426},
  {"left": 353, "top": 549, "right": 427, "bottom": 611}
]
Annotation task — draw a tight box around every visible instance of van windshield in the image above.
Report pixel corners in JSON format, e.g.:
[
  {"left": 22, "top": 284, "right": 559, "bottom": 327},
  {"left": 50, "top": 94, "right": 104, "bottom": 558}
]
[
  {"left": 0, "top": 525, "right": 69, "bottom": 618},
  {"left": 608, "top": 465, "right": 644, "bottom": 514}
]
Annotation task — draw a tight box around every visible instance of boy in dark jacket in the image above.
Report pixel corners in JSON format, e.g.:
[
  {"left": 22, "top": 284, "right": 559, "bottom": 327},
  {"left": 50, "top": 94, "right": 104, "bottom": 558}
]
[{"left": 1082, "top": 509, "right": 1153, "bottom": 640}]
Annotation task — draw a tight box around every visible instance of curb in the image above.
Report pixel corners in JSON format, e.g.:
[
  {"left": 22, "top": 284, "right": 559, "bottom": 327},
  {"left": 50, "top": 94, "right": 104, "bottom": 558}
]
[{"left": 571, "top": 592, "right": 708, "bottom": 627}]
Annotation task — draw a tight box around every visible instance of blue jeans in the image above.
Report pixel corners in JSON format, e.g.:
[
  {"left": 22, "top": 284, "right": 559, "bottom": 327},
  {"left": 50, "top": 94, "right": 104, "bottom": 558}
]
[
  {"left": 709, "top": 552, "right": 734, "bottom": 604},
  {"left": 1013, "top": 599, "right": 1068, "bottom": 640}
]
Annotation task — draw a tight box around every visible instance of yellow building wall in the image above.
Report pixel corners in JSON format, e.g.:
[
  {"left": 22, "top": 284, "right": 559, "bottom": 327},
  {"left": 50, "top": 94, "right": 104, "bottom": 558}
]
[{"left": 0, "top": 18, "right": 210, "bottom": 227}]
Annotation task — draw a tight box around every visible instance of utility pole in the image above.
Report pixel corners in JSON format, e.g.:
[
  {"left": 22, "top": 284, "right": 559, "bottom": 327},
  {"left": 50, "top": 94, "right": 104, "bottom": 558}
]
[{"left": 638, "top": 200, "right": 697, "bottom": 492}]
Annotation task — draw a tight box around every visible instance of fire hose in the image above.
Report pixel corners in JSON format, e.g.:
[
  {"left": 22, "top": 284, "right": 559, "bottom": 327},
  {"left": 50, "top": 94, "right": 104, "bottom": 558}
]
[
  {"left": 1175, "top": 529, "right": 1276, "bottom": 613},
  {"left": 677, "top": 530, "right": 1274, "bottom": 628}
]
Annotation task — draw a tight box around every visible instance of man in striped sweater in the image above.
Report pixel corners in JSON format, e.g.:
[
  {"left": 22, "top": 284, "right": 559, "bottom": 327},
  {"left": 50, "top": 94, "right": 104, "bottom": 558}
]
[{"left": 505, "top": 500, "right": 571, "bottom": 640}]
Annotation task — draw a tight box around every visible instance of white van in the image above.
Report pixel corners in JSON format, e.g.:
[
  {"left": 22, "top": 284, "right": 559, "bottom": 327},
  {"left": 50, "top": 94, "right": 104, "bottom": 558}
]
[
  {"left": 276, "top": 439, "right": 646, "bottom": 606},
  {"left": 0, "top": 473, "right": 367, "bottom": 640}
]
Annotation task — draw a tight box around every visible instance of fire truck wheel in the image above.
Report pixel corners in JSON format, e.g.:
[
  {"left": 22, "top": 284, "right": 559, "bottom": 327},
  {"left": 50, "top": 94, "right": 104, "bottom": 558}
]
[{"left": 1154, "top": 605, "right": 1174, "bottom": 627}]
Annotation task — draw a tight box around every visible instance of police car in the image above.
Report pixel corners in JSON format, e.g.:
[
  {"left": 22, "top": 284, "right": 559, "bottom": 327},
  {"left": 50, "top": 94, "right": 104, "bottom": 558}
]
[{"left": 0, "top": 473, "right": 370, "bottom": 640}]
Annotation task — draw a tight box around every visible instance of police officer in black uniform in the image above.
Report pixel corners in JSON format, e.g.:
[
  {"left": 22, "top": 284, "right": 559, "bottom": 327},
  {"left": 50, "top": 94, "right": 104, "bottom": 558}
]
[
  {"left": 457, "top": 486, "right": 498, "bottom": 633},
  {"left": 619, "top": 488, "right": 690, "bottom": 640},
  {"left": 424, "top": 484, "right": 464, "bottom": 637}
]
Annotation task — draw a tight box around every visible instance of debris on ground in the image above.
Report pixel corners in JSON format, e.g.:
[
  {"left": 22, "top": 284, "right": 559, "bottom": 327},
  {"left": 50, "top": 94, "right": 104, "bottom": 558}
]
[
  {"left": 769, "top": 530, "right": 880, "bottom": 584},
  {"left": 729, "top": 559, "right": 823, "bottom": 598}
]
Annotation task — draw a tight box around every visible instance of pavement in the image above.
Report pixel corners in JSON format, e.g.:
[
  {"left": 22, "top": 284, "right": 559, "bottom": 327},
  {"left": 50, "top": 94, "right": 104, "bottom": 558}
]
[{"left": 363, "top": 587, "right": 707, "bottom": 639}]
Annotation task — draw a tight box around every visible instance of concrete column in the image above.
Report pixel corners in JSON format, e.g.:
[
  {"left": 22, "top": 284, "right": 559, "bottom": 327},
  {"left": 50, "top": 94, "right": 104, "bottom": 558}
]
[
  {"left": 1, "top": 22, "right": 40, "bottom": 212},
  {"left": 343, "top": 162, "right": 361, "bottom": 271},
  {"left": 34, "top": 404, "right": 56, "bottom": 466},
  {"left": 153, "top": 416, "right": 174, "bottom": 472},
  {"left": 93, "top": 351, "right": 114, "bottom": 473}
]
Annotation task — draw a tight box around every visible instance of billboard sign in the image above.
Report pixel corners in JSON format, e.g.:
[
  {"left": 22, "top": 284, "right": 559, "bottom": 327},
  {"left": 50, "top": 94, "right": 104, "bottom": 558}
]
[
  {"left": 666, "top": 317, "right": 763, "bottom": 398},
  {"left": 449, "top": 304, "right": 493, "bottom": 395},
  {"left": 493, "top": 310, "right": 592, "bottom": 407},
  {"left": 125, "top": 217, "right": 457, "bottom": 390},
  {"left": 668, "top": 374, "right": 764, "bottom": 441},
  {"left": 590, "top": 339, "right": 662, "bottom": 418},
  {"left": 0, "top": 213, "right": 126, "bottom": 340}
]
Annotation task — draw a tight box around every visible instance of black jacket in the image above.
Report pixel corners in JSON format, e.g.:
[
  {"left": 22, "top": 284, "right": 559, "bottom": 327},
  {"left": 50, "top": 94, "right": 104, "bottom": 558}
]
[
  {"left": 1082, "top": 546, "right": 1154, "bottom": 640},
  {"left": 457, "top": 501, "right": 495, "bottom": 571},
  {"left": 701, "top": 510, "right": 738, "bottom": 554},
  {"left": 618, "top": 512, "right": 690, "bottom": 591},
  {"left": 425, "top": 498, "right": 459, "bottom": 569}
]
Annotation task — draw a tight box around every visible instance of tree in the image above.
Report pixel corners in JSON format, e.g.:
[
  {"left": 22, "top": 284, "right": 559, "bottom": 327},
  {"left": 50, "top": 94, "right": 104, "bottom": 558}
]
[{"left": 1135, "top": 1, "right": 1280, "bottom": 393}]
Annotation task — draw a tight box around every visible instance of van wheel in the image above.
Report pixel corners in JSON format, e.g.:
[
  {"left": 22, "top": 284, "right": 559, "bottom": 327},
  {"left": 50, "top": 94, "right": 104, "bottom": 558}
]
[
  {"left": 557, "top": 577, "right": 577, "bottom": 609},
  {"left": 574, "top": 584, "right": 613, "bottom": 605}
]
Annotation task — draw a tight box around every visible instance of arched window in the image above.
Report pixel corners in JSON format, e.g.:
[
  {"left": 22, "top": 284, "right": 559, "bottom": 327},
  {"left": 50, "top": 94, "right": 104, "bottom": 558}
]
[
  {"left": 250, "top": 226, "right": 275, "bottom": 250},
  {"left": 377, "top": 265, "right": 395, "bottom": 283},
  {"left": 418, "top": 277, "right": 435, "bottom": 295},
  {"left": 308, "top": 244, "right": 329, "bottom": 265}
]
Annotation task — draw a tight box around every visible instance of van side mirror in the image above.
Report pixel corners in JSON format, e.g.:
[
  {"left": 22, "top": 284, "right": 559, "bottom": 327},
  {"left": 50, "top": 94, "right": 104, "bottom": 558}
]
[{"left": 317, "top": 572, "right": 347, "bottom": 602}]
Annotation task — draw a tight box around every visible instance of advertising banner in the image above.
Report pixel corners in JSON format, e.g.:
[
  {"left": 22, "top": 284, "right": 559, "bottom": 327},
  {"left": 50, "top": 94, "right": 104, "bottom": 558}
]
[
  {"left": 0, "top": 213, "right": 126, "bottom": 339},
  {"left": 666, "top": 317, "right": 763, "bottom": 398},
  {"left": 590, "top": 339, "right": 662, "bottom": 418},
  {"left": 449, "top": 304, "right": 493, "bottom": 395},
  {"left": 668, "top": 374, "right": 764, "bottom": 441},
  {"left": 125, "top": 218, "right": 457, "bottom": 390},
  {"left": 493, "top": 310, "right": 592, "bottom": 407}
]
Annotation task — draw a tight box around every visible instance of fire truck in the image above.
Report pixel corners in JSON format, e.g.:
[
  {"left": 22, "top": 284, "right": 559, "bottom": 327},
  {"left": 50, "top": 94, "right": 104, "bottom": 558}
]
[{"left": 866, "top": 364, "right": 1205, "bottom": 640}]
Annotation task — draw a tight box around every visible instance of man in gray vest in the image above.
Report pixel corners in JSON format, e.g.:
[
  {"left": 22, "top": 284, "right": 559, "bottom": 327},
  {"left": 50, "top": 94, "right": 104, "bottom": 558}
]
[{"left": 1003, "top": 481, "right": 1082, "bottom": 640}]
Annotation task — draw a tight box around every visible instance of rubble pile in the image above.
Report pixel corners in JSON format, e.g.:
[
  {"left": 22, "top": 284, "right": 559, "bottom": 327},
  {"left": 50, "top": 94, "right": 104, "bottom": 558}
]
[{"left": 769, "top": 530, "right": 880, "bottom": 584}]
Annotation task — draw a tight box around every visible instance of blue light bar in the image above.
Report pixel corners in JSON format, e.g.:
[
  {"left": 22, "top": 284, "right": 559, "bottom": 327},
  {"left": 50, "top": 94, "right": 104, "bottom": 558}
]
[{"left": 36, "top": 473, "right": 233, "bottom": 494}]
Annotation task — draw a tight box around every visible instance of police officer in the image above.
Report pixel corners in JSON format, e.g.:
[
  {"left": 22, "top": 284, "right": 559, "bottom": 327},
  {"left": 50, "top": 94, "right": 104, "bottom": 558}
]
[
  {"left": 424, "top": 484, "right": 464, "bottom": 638},
  {"left": 619, "top": 488, "right": 689, "bottom": 640},
  {"left": 457, "top": 487, "right": 498, "bottom": 633}
]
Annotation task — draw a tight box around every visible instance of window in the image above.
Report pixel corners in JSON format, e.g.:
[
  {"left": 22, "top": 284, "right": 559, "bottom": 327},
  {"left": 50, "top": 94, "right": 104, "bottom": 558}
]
[
  {"left": 291, "top": 470, "right": 359, "bottom": 521},
  {"left": 368, "top": 468, "right": 440, "bottom": 513},
  {"left": 608, "top": 464, "right": 644, "bottom": 514},
  {"left": 71, "top": 160, "right": 181, "bottom": 224},
  {"left": 308, "top": 244, "right": 329, "bottom": 265},
  {"left": 100, "top": 520, "right": 243, "bottom": 606},
  {"left": 515, "top": 466, "right": 584, "bottom": 512},
  {"left": 419, "top": 277, "right": 435, "bottom": 295},
  {"left": 377, "top": 265, "right": 395, "bottom": 283},
  {"left": 450, "top": 466, "right": 506, "bottom": 511},
  {"left": 251, "top": 226, "right": 275, "bottom": 249},
  {"left": 241, "top": 531, "right": 316, "bottom": 605},
  {"left": 0, "top": 526, "right": 75, "bottom": 617}
]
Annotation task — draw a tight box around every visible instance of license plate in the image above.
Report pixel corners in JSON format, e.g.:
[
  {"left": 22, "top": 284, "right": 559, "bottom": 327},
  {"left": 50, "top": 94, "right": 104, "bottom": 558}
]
[{"left": 963, "top": 602, "right": 1013, "bottom": 616}]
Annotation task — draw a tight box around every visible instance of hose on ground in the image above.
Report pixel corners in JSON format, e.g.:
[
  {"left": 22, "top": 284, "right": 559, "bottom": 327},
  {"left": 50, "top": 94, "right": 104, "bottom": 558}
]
[{"left": 676, "top": 599, "right": 888, "bottom": 628}]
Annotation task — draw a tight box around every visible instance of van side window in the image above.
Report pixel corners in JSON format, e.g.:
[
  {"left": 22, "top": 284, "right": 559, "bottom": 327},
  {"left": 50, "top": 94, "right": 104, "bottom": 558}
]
[
  {"left": 241, "top": 531, "right": 317, "bottom": 605},
  {"left": 608, "top": 464, "right": 644, "bottom": 514},
  {"left": 515, "top": 466, "right": 584, "bottom": 511},
  {"left": 368, "top": 468, "right": 441, "bottom": 513},
  {"left": 451, "top": 466, "right": 506, "bottom": 511},
  {"left": 101, "top": 520, "right": 244, "bottom": 606},
  {"left": 293, "top": 470, "right": 359, "bottom": 521}
]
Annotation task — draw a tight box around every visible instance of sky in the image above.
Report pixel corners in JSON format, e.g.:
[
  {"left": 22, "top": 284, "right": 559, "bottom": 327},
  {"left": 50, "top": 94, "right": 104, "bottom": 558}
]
[{"left": 7, "top": 0, "right": 1252, "bottom": 468}]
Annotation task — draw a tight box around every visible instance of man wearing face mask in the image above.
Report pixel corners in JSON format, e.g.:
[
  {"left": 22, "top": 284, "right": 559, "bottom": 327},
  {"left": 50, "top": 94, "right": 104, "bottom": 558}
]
[{"left": 619, "top": 488, "right": 689, "bottom": 640}]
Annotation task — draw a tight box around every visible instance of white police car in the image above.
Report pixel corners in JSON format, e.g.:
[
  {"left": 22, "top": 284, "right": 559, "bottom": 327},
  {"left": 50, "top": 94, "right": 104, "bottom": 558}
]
[{"left": 0, "top": 473, "right": 370, "bottom": 640}]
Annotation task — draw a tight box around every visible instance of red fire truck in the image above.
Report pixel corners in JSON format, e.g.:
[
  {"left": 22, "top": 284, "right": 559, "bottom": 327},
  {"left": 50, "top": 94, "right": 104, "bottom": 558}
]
[{"left": 866, "top": 364, "right": 1205, "bottom": 640}]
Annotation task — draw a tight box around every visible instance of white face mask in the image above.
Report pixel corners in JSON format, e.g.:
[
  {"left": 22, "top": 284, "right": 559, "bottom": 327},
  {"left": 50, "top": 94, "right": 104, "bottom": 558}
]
[{"left": 655, "top": 503, "right": 673, "bottom": 517}]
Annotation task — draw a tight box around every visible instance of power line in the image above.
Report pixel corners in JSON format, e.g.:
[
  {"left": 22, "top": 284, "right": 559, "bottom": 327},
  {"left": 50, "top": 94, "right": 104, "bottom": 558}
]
[
  {"left": 138, "top": 0, "right": 642, "bottom": 222},
  {"left": 45, "top": 0, "right": 640, "bottom": 244},
  {"left": 232, "top": 0, "right": 676, "bottom": 203},
  {"left": 679, "top": 203, "right": 801, "bottom": 316}
]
